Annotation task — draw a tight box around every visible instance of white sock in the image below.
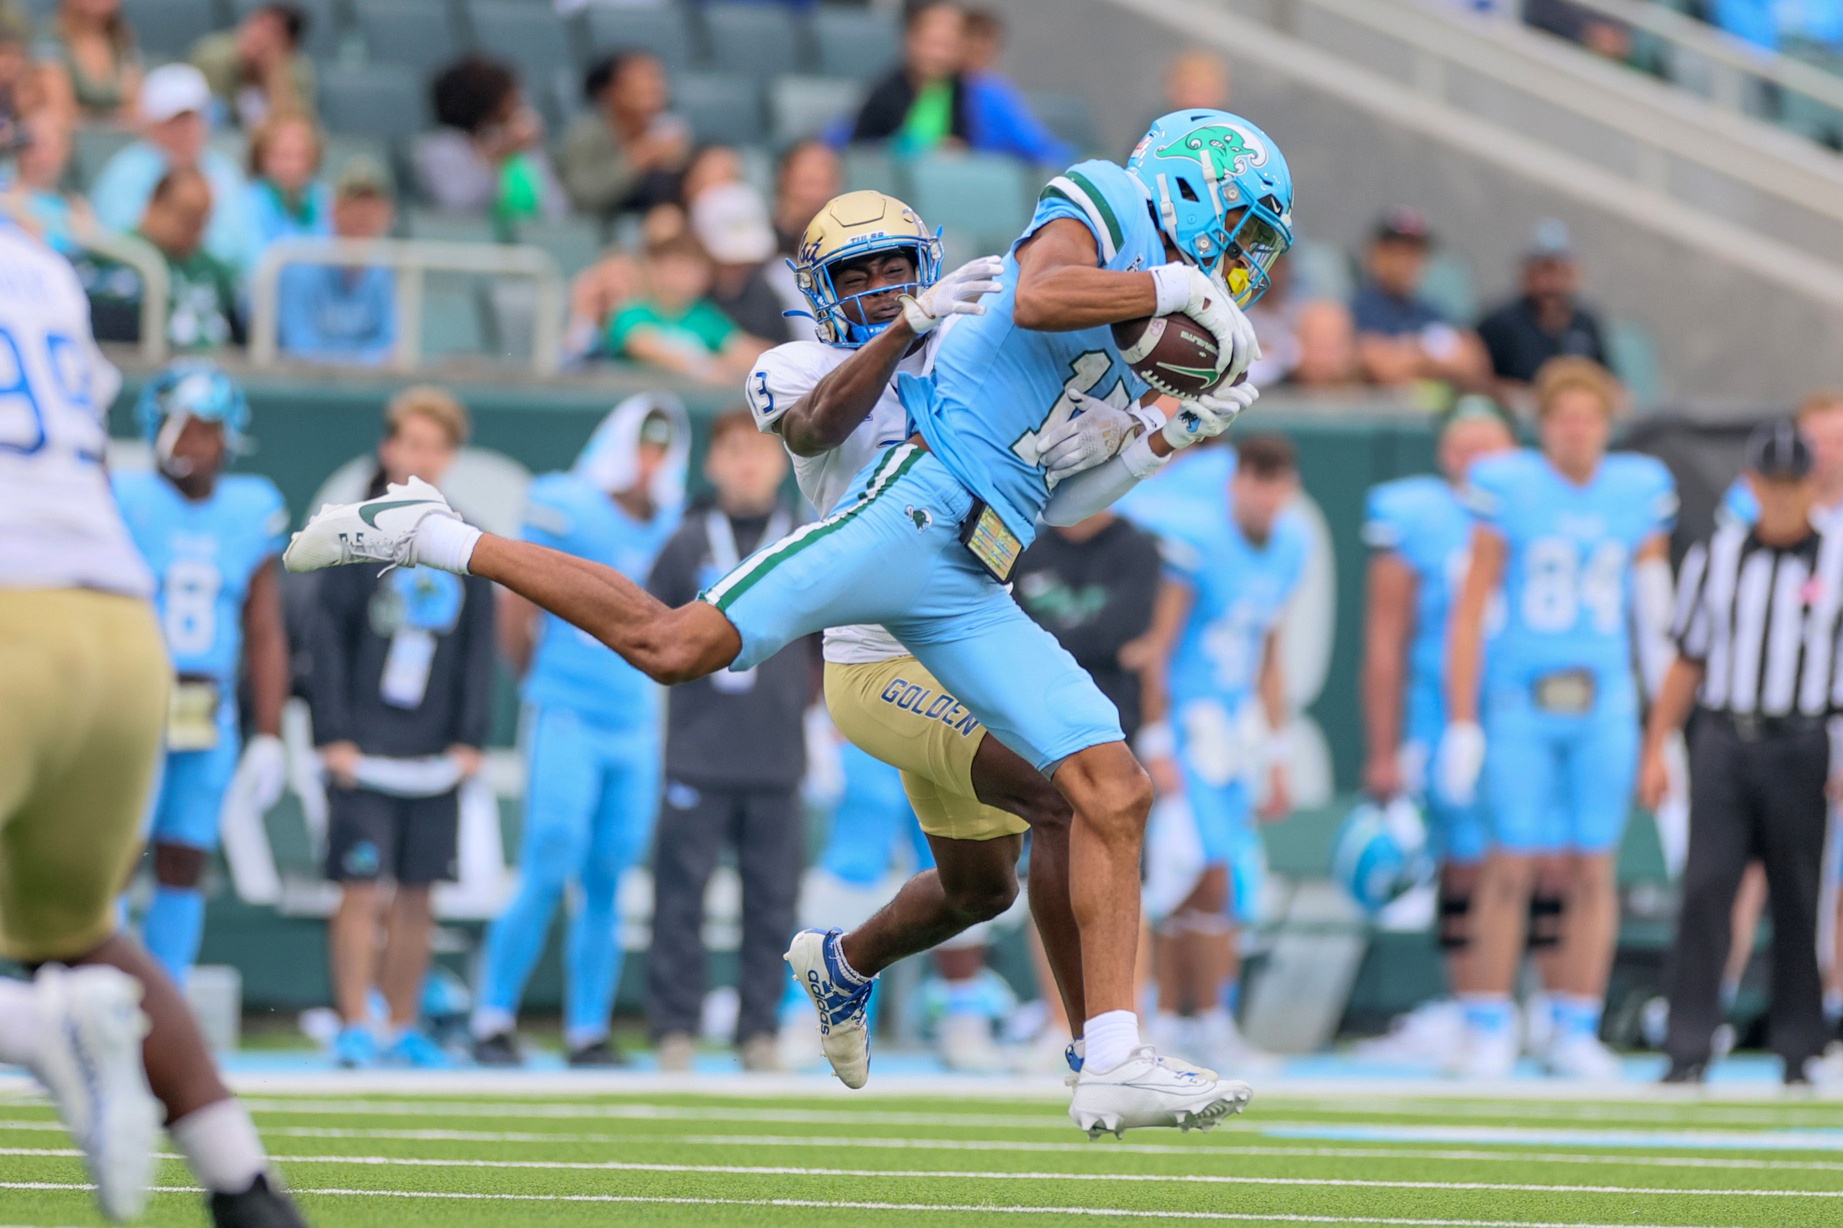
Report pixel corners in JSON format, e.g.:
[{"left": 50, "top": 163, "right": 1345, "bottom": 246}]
[
  {"left": 471, "top": 1006, "right": 515, "bottom": 1042},
  {"left": 414, "top": 515, "right": 482, "bottom": 574},
  {"left": 0, "top": 979, "right": 41, "bottom": 1067},
  {"left": 169, "top": 1099, "right": 268, "bottom": 1194},
  {"left": 1153, "top": 1010, "right": 1183, "bottom": 1038},
  {"left": 1083, "top": 1009, "right": 1140, "bottom": 1073}
]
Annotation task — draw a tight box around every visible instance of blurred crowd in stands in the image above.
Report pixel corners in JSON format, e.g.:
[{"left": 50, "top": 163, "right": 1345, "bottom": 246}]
[{"left": 0, "top": 0, "right": 1660, "bottom": 412}]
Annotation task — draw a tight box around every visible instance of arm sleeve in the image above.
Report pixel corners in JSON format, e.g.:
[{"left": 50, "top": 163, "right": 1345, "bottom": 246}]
[
  {"left": 1041, "top": 446, "right": 1152, "bottom": 526},
  {"left": 307, "top": 566, "right": 360, "bottom": 746},
  {"left": 646, "top": 525, "right": 701, "bottom": 608},
  {"left": 453, "top": 574, "right": 497, "bottom": 749}
]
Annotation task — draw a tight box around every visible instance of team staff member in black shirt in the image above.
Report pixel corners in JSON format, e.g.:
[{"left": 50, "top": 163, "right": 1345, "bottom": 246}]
[{"left": 1640, "top": 421, "right": 1843, "bottom": 1086}]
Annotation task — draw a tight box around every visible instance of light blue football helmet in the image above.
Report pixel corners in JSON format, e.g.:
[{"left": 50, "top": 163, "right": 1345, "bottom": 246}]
[
  {"left": 135, "top": 359, "right": 251, "bottom": 451},
  {"left": 1331, "top": 796, "right": 1432, "bottom": 916},
  {"left": 1126, "top": 110, "right": 1294, "bottom": 308}
]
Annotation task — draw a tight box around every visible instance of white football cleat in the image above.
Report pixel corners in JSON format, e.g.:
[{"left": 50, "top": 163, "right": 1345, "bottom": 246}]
[
  {"left": 1068, "top": 1046, "right": 1252, "bottom": 1139},
  {"left": 31, "top": 965, "right": 160, "bottom": 1222},
  {"left": 1355, "top": 999, "right": 1465, "bottom": 1065},
  {"left": 282, "top": 476, "right": 459, "bottom": 572},
  {"left": 1453, "top": 1021, "right": 1520, "bottom": 1081},
  {"left": 1195, "top": 1011, "right": 1282, "bottom": 1079},
  {"left": 784, "top": 928, "right": 874, "bottom": 1089},
  {"left": 1545, "top": 1031, "right": 1623, "bottom": 1081}
]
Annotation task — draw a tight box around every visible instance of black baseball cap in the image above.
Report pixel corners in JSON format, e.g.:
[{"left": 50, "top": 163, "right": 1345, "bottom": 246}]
[
  {"left": 1373, "top": 206, "right": 1432, "bottom": 246},
  {"left": 1746, "top": 419, "right": 1813, "bottom": 480}
]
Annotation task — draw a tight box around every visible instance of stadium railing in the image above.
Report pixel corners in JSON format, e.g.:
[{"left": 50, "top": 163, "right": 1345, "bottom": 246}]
[
  {"left": 246, "top": 237, "right": 566, "bottom": 376},
  {"left": 5, "top": 198, "right": 178, "bottom": 365}
]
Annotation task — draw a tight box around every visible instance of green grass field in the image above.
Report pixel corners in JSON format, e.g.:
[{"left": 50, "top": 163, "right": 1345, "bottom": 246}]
[{"left": 5, "top": 1082, "right": 1843, "bottom": 1227}]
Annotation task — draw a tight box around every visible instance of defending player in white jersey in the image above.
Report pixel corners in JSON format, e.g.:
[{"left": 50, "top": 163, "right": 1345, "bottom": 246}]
[
  {"left": 0, "top": 221, "right": 306, "bottom": 1224},
  {"left": 744, "top": 191, "right": 1087, "bottom": 1084}
]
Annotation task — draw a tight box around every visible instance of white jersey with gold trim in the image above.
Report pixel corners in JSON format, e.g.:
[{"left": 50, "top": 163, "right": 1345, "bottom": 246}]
[
  {"left": 0, "top": 225, "right": 150, "bottom": 598},
  {"left": 746, "top": 329, "right": 944, "bottom": 665}
]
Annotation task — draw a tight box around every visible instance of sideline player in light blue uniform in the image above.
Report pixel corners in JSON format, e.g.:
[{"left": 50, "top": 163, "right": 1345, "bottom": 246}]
[
  {"left": 470, "top": 393, "right": 688, "bottom": 1067},
  {"left": 1131, "top": 435, "right": 1306, "bottom": 1074},
  {"left": 114, "top": 362, "right": 291, "bottom": 987},
  {"left": 1442, "top": 359, "right": 1676, "bottom": 1080},
  {"left": 1355, "top": 397, "right": 1516, "bottom": 1064},
  {"left": 286, "top": 108, "right": 1291, "bottom": 1135}
]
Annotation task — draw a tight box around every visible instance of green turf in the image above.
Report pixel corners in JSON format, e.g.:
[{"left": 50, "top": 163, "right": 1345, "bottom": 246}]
[{"left": 4, "top": 1089, "right": 1842, "bottom": 1226}]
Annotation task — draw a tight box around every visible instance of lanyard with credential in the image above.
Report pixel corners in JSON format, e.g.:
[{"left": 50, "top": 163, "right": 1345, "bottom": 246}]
[{"left": 706, "top": 507, "right": 790, "bottom": 693}]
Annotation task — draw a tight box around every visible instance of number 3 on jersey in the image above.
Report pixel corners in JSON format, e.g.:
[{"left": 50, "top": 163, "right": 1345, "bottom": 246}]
[{"left": 1011, "top": 350, "right": 1127, "bottom": 482}]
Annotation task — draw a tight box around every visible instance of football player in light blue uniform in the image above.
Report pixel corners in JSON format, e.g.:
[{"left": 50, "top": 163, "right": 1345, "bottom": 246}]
[
  {"left": 1131, "top": 435, "right": 1306, "bottom": 1074},
  {"left": 1442, "top": 359, "right": 1677, "bottom": 1080},
  {"left": 113, "top": 362, "right": 290, "bottom": 987},
  {"left": 1355, "top": 397, "right": 1515, "bottom": 1063},
  {"left": 470, "top": 393, "right": 688, "bottom": 1067},
  {"left": 286, "top": 108, "right": 1292, "bottom": 1133}
]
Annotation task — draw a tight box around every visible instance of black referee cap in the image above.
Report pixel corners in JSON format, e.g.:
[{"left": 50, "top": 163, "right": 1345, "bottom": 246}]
[{"left": 1746, "top": 419, "right": 1813, "bottom": 480}]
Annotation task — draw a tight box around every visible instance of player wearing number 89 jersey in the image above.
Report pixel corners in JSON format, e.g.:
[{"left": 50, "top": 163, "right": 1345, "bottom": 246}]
[{"left": 113, "top": 362, "right": 290, "bottom": 987}]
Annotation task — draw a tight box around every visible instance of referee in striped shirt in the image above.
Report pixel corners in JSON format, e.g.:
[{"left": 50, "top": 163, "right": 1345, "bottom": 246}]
[{"left": 1639, "top": 420, "right": 1843, "bottom": 1085}]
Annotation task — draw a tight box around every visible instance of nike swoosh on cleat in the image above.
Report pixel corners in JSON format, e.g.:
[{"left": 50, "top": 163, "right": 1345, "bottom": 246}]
[{"left": 359, "top": 499, "right": 436, "bottom": 528}]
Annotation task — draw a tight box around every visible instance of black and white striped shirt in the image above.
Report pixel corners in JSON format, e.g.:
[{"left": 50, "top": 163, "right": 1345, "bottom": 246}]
[{"left": 1673, "top": 523, "right": 1843, "bottom": 717}]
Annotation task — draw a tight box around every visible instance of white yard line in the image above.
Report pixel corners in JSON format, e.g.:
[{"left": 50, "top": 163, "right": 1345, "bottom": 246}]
[
  {"left": 4, "top": 1146, "right": 1836, "bottom": 1199},
  {"left": 0, "top": 1182, "right": 1763, "bottom": 1227},
  {"left": 8, "top": 1116, "right": 1843, "bottom": 1168}
]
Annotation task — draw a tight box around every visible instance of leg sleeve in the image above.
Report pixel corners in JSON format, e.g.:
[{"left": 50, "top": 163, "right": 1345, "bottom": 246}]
[
  {"left": 1664, "top": 723, "right": 1753, "bottom": 1066},
  {"left": 646, "top": 780, "right": 728, "bottom": 1039}
]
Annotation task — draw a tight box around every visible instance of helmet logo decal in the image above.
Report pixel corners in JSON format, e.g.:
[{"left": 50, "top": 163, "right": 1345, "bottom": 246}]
[{"left": 1159, "top": 123, "right": 1268, "bottom": 180}]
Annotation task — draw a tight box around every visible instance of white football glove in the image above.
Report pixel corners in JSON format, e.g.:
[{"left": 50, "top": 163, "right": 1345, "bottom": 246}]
[
  {"left": 900, "top": 255, "right": 1004, "bottom": 336},
  {"left": 239, "top": 733, "right": 288, "bottom": 812},
  {"left": 1149, "top": 262, "right": 1261, "bottom": 384},
  {"left": 1038, "top": 391, "right": 1135, "bottom": 480},
  {"left": 1433, "top": 720, "right": 1486, "bottom": 809},
  {"left": 1160, "top": 381, "right": 1260, "bottom": 450}
]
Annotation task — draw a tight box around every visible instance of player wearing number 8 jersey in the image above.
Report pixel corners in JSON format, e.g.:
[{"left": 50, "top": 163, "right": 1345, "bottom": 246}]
[
  {"left": 284, "top": 109, "right": 1293, "bottom": 1135},
  {"left": 1442, "top": 358, "right": 1676, "bottom": 1081},
  {"left": 113, "top": 362, "right": 290, "bottom": 989}
]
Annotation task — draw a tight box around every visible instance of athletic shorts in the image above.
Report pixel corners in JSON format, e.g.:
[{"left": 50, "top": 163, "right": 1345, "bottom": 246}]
[
  {"left": 824, "top": 657, "right": 1027, "bottom": 843},
  {"left": 1402, "top": 735, "right": 1489, "bottom": 866},
  {"left": 705, "top": 445, "right": 1124, "bottom": 774},
  {"left": 146, "top": 734, "right": 240, "bottom": 851},
  {"left": 325, "top": 786, "right": 459, "bottom": 886},
  {"left": 1482, "top": 686, "right": 1639, "bottom": 855},
  {"left": 1175, "top": 768, "right": 1267, "bottom": 926},
  {"left": 0, "top": 589, "right": 169, "bottom": 962}
]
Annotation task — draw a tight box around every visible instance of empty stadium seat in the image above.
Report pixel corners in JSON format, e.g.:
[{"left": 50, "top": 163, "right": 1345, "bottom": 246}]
[
  {"left": 1025, "top": 91, "right": 1102, "bottom": 159},
  {"left": 581, "top": 3, "right": 695, "bottom": 71},
  {"left": 1606, "top": 317, "right": 1663, "bottom": 406},
  {"left": 811, "top": 6, "right": 900, "bottom": 81},
  {"left": 355, "top": 0, "right": 461, "bottom": 77},
  {"left": 673, "top": 73, "right": 764, "bottom": 145},
  {"left": 420, "top": 274, "right": 490, "bottom": 358},
  {"left": 404, "top": 208, "right": 501, "bottom": 244},
  {"left": 318, "top": 66, "right": 430, "bottom": 140},
  {"left": 466, "top": 1, "right": 577, "bottom": 88},
  {"left": 702, "top": 3, "right": 806, "bottom": 79},
  {"left": 904, "top": 153, "right": 1032, "bottom": 255},
  {"left": 768, "top": 75, "right": 861, "bottom": 147},
  {"left": 512, "top": 216, "right": 606, "bottom": 280},
  {"left": 839, "top": 146, "right": 903, "bottom": 197},
  {"left": 1417, "top": 250, "right": 1477, "bottom": 326},
  {"left": 122, "top": 0, "right": 218, "bottom": 58}
]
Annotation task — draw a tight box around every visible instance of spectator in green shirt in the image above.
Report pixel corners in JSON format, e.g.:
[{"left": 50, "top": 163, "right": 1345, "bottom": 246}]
[
  {"left": 607, "top": 232, "right": 768, "bottom": 384},
  {"left": 128, "top": 166, "right": 243, "bottom": 350}
]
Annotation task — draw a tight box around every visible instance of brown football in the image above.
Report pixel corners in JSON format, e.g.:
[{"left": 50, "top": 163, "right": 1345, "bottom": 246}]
[{"left": 1112, "top": 313, "right": 1223, "bottom": 399}]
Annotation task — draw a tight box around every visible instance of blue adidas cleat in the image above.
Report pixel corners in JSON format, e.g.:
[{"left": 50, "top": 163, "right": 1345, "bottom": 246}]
[{"left": 784, "top": 928, "right": 874, "bottom": 1089}]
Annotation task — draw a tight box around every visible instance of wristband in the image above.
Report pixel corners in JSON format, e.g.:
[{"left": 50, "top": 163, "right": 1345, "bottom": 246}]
[
  {"left": 1121, "top": 432, "right": 1169, "bottom": 480},
  {"left": 1135, "top": 720, "right": 1175, "bottom": 761},
  {"left": 1149, "top": 263, "right": 1191, "bottom": 318},
  {"left": 1127, "top": 403, "right": 1168, "bottom": 435},
  {"left": 414, "top": 516, "right": 483, "bottom": 575}
]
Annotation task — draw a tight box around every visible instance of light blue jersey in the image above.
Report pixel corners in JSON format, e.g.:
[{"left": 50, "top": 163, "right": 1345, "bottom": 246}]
[
  {"left": 1465, "top": 449, "right": 1676, "bottom": 702},
  {"left": 1362, "top": 476, "right": 1476, "bottom": 745},
  {"left": 1115, "top": 445, "right": 1236, "bottom": 541},
  {"left": 900, "top": 160, "right": 1162, "bottom": 545},
  {"left": 520, "top": 471, "right": 680, "bottom": 730},
  {"left": 1466, "top": 448, "right": 1675, "bottom": 853},
  {"left": 1161, "top": 508, "right": 1308, "bottom": 715},
  {"left": 1363, "top": 474, "right": 1492, "bottom": 861},
  {"left": 113, "top": 470, "right": 287, "bottom": 708}
]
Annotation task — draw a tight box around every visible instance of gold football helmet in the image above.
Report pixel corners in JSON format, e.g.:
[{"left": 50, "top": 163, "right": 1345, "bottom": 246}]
[{"left": 792, "top": 190, "right": 943, "bottom": 347}]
